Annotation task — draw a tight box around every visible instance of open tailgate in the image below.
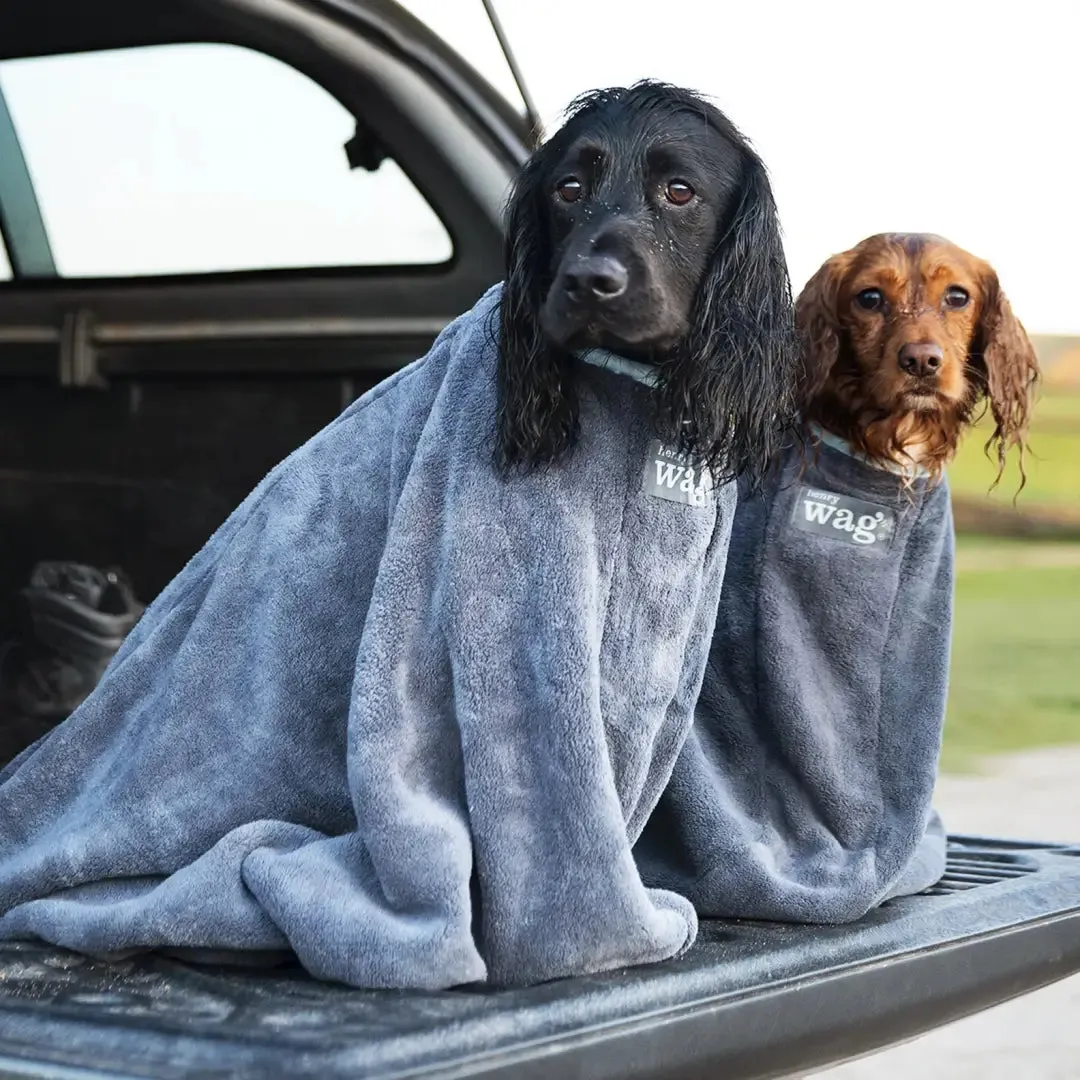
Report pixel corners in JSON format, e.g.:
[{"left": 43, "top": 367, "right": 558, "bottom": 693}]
[{"left": 1, "top": 836, "right": 1079, "bottom": 1080}]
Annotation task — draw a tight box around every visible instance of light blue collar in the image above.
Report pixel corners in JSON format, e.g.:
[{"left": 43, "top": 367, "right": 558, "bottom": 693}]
[
  {"left": 577, "top": 348, "right": 659, "bottom": 388},
  {"left": 809, "top": 423, "right": 930, "bottom": 479}
]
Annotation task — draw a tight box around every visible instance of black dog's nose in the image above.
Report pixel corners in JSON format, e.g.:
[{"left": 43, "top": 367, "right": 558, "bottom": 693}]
[
  {"left": 563, "top": 255, "right": 629, "bottom": 302},
  {"left": 898, "top": 342, "right": 944, "bottom": 378}
]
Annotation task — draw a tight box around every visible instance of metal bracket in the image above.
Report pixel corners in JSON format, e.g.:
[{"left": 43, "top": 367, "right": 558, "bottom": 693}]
[{"left": 59, "top": 309, "right": 106, "bottom": 389}]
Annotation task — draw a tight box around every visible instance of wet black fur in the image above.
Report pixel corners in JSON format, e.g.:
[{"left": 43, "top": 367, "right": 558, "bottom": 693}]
[{"left": 495, "top": 80, "right": 799, "bottom": 485}]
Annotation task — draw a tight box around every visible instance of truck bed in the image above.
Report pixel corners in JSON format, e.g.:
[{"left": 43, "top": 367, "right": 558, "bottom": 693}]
[{"left": 1, "top": 836, "right": 1078, "bottom": 1080}]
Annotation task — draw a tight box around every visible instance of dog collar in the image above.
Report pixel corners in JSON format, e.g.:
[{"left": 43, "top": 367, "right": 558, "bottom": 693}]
[
  {"left": 808, "top": 423, "right": 930, "bottom": 479},
  {"left": 577, "top": 348, "right": 659, "bottom": 388}
]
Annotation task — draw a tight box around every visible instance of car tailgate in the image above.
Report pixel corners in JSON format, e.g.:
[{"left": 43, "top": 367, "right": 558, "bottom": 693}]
[{"left": 0, "top": 836, "right": 1079, "bottom": 1080}]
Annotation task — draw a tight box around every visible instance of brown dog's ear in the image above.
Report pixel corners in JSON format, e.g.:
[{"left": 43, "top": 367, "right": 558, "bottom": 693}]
[
  {"left": 794, "top": 252, "right": 853, "bottom": 408},
  {"left": 972, "top": 266, "right": 1040, "bottom": 483}
]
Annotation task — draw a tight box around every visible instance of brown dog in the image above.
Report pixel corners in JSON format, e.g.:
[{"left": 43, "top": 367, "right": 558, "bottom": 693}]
[{"left": 796, "top": 233, "right": 1039, "bottom": 480}]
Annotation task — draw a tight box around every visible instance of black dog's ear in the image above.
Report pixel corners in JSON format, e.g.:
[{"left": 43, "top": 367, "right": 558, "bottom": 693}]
[
  {"left": 495, "top": 155, "right": 578, "bottom": 471},
  {"left": 656, "top": 153, "right": 799, "bottom": 486}
]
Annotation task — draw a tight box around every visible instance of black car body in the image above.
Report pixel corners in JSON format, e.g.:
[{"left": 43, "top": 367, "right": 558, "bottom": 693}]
[{"left": 1, "top": 2, "right": 1079, "bottom": 1076}]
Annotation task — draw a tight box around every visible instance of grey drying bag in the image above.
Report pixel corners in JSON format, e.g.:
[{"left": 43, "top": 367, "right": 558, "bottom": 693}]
[{"left": 637, "top": 435, "right": 951, "bottom": 921}]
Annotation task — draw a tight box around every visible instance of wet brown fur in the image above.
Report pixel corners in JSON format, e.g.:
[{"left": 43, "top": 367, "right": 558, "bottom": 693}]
[{"left": 796, "top": 233, "right": 1039, "bottom": 483}]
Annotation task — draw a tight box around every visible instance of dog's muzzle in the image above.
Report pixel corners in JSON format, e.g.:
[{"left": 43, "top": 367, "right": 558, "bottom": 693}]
[
  {"left": 542, "top": 247, "right": 643, "bottom": 347},
  {"left": 561, "top": 254, "right": 629, "bottom": 302}
]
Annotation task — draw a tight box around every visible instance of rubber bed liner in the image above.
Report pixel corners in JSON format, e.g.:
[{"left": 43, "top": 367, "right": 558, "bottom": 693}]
[{"left": 1, "top": 836, "right": 1078, "bottom": 1080}]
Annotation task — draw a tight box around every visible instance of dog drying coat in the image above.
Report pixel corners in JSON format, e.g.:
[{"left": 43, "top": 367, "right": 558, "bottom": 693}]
[
  {"left": 636, "top": 435, "right": 951, "bottom": 922},
  {"left": 0, "top": 285, "right": 736, "bottom": 989}
]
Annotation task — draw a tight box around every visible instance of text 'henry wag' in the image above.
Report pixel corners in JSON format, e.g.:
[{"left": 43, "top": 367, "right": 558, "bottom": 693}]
[
  {"left": 790, "top": 486, "right": 897, "bottom": 549},
  {"left": 642, "top": 440, "right": 714, "bottom": 508}
]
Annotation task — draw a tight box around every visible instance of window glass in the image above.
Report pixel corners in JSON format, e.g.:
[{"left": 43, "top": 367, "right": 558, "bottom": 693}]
[{"left": 0, "top": 43, "right": 452, "bottom": 278}]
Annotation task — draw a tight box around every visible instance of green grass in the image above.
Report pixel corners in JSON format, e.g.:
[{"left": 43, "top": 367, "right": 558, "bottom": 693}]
[
  {"left": 950, "top": 430, "right": 1080, "bottom": 507},
  {"left": 942, "top": 534, "right": 1080, "bottom": 771},
  {"left": 1027, "top": 386, "right": 1080, "bottom": 428},
  {"left": 947, "top": 387, "right": 1080, "bottom": 511}
]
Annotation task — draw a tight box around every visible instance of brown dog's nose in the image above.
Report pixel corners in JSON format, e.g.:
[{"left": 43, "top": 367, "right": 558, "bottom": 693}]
[
  {"left": 563, "top": 255, "right": 629, "bottom": 302},
  {"left": 898, "top": 342, "right": 944, "bottom": 378}
]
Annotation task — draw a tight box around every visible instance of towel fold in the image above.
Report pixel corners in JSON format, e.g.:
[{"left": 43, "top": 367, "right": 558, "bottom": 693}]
[
  {"left": 0, "top": 284, "right": 738, "bottom": 989},
  {"left": 637, "top": 436, "right": 950, "bottom": 921}
]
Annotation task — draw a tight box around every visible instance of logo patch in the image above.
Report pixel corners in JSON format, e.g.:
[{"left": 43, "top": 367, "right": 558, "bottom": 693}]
[
  {"left": 791, "top": 486, "right": 897, "bottom": 549},
  {"left": 642, "top": 440, "right": 714, "bottom": 508}
]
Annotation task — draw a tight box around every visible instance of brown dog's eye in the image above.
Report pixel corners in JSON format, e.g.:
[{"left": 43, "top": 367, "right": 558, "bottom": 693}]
[
  {"left": 944, "top": 286, "right": 970, "bottom": 309},
  {"left": 665, "top": 180, "right": 695, "bottom": 206},
  {"left": 555, "top": 176, "right": 583, "bottom": 203},
  {"left": 855, "top": 288, "right": 884, "bottom": 311}
]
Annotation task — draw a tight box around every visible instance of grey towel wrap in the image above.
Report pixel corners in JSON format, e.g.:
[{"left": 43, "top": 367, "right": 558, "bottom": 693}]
[{"left": 0, "top": 284, "right": 737, "bottom": 989}]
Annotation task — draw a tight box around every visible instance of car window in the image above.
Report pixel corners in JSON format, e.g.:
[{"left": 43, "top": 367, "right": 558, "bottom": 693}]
[
  {"left": 0, "top": 43, "right": 452, "bottom": 279},
  {"left": 0, "top": 237, "right": 10, "bottom": 281}
]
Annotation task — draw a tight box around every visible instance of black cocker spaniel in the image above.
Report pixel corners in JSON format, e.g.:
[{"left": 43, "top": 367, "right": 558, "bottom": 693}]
[{"left": 496, "top": 80, "right": 799, "bottom": 485}]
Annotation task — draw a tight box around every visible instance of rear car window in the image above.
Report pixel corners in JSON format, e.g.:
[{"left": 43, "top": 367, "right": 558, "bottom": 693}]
[{"left": 0, "top": 43, "right": 453, "bottom": 279}]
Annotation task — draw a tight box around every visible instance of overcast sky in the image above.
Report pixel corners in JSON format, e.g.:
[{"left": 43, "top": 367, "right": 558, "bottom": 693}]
[
  {"left": 409, "top": 0, "right": 1080, "bottom": 336},
  {"left": 2, "top": 0, "right": 1076, "bottom": 335}
]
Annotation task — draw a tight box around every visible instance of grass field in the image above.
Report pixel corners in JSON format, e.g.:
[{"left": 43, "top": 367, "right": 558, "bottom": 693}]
[
  {"left": 947, "top": 386, "right": 1080, "bottom": 513},
  {"left": 943, "top": 536, "right": 1080, "bottom": 771},
  {"left": 942, "top": 385, "right": 1080, "bottom": 770}
]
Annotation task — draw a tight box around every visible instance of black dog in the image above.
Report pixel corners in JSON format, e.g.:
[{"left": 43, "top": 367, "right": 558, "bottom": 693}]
[{"left": 497, "top": 80, "right": 798, "bottom": 484}]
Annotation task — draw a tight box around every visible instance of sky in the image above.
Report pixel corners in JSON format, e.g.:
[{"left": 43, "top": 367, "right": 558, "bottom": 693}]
[
  {"left": 1, "top": 0, "right": 1077, "bottom": 334},
  {"left": 406, "top": 0, "right": 1080, "bottom": 336}
]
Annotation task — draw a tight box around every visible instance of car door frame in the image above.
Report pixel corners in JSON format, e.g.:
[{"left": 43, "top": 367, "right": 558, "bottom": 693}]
[{"left": 0, "top": 0, "right": 530, "bottom": 391}]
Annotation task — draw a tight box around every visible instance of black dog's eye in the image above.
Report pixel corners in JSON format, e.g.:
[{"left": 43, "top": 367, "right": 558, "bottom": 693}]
[
  {"left": 555, "top": 176, "right": 583, "bottom": 203},
  {"left": 855, "top": 288, "right": 884, "bottom": 311},
  {"left": 944, "top": 286, "right": 970, "bottom": 310},
  {"left": 664, "top": 180, "right": 695, "bottom": 206}
]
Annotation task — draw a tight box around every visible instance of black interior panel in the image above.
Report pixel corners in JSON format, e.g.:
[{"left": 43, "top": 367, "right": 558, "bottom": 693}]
[{"left": 0, "top": 365, "right": 402, "bottom": 636}]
